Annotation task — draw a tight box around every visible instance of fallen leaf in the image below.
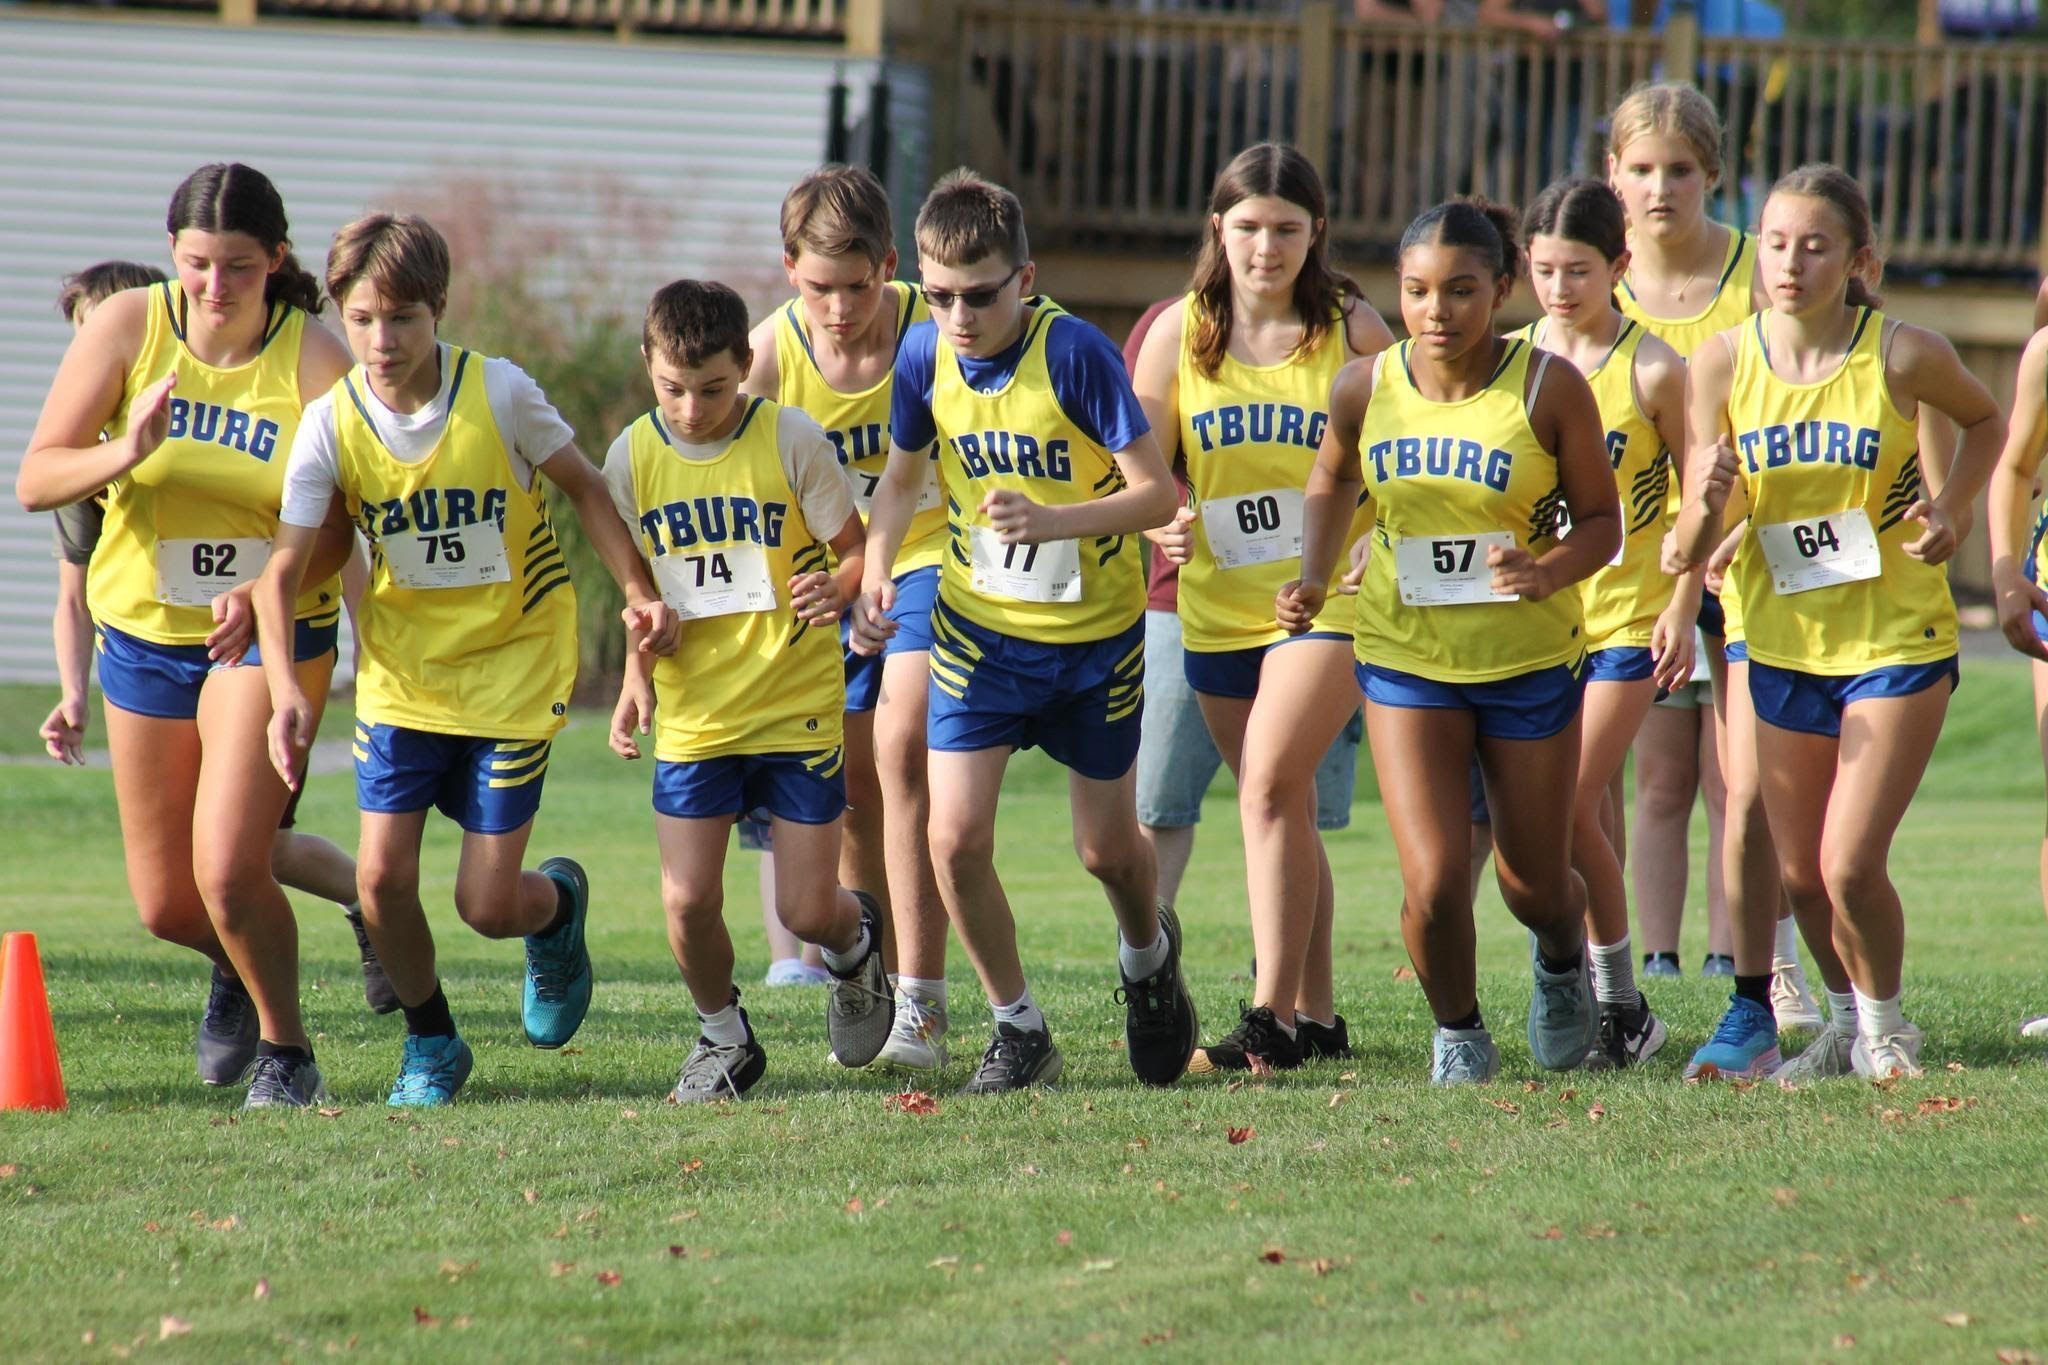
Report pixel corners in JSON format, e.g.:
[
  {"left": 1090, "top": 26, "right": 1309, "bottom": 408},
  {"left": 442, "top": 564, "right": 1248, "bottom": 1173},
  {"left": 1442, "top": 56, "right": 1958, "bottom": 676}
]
[
  {"left": 549, "top": 1261, "right": 577, "bottom": 1277},
  {"left": 1881, "top": 1108, "right": 1906, "bottom": 1124},
  {"left": 1485, "top": 1099, "right": 1520, "bottom": 1115},
  {"left": 1328, "top": 1091, "right": 1348, "bottom": 1108},
  {"left": 885, "top": 1090, "right": 939, "bottom": 1116},
  {"left": 1871, "top": 1073, "right": 1898, "bottom": 1092},
  {"left": 1392, "top": 965, "right": 1418, "bottom": 981},
  {"left": 2020, "top": 1213, "right": 2041, "bottom": 1227},
  {"left": 1772, "top": 1188, "right": 1798, "bottom": 1208},
  {"left": 1946, "top": 1061, "right": 1968, "bottom": 1073},
  {"left": 316, "top": 1108, "right": 343, "bottom": 1119},
  {"left": 1225, "top": 1078, "right": 1247, "bottom": 1093},
  {"left": 1546, "top": 1117, "right": 1568, "bottom": 1129},
  {"left": 621, "top": 1109, "right": 640, "bottom": 1119},
  {"left": 441, "top": 1137, "right": 461, "bottom": 1148},
  {"left": 1997, "top": 1350, "right": 2043, "bottom": 1364},
  {"left": 1834, "top": 1334, "right": 1856, "bottom": 1348},
  {"left": 845, "top": 1198, "right": 865, "bottom": 1215},
  {"left": 1128, "top": 1137, "right": 1151, "bottom": 1150},
  {"left": 1521, "top": 1080, "right": 1543, "bottom": 1093},
  {"left": 412, "top": 1307, "right": 437, "bottom": 1327},
  {"left": 1081, "top": 1259, "right": 1116, "bottom": 1273},
  {"left": 1227, "top": 1126, "right": 1256, "bottom": 1145},
  {"left": 679, "top": 1159, "right": 704, "bottom": 1174},
  {"left": 142, "top": 1221, "right": 161, "bottom": 1233},
  {"left": 253, "top": 1277, "right": 270, "bottom": 1301},
  {"left": 667, "top": 1245, "right": 689, "bottom": 1259},
  {"left": 1537, "top": 1227, "right": 1563, "bottom": 1240},
  {"left": 211, "top": 1215, "right": 240, "bottom": 1231},
  {"left": 1260, "top": 1248, "right": 1287, "bottom": 1264},
  {"left": 1558, "top": 1089, "right": 1578, "bottom": 1102},
  {"left": 595, "top": 1270, "right": 622, "bottom": 1287},
  {"left": 159, "top": 1316, "right": 192, "bottom": 1341},
  {"left": 1583, "top": 1224, "right": 1617, "bottom": 1239},
  {"left": 927, "top": 1256, "right": 960, "bottom": 1270},
  {"left": 1940, "top": 1312, "right": 1972, "bottom": 1328},
  {"left": 1140, "top": 1329, "right": 1177, "bottom": 1346},
  {"left": 1587, "top": 1104, "right": 1607, "bottom": 1122},
  {"left": 439, "top": 1260, "right": 476, "bottom": 1281},
  {"left": 1308, "top": 1258, "right": 1337, "bottom": 1276},
  {"left": 560, "top": 1047, "right": 584, "bottom": 1055},
  {"left": 1916, "top": 1096, "right": 1977, "bottom": 1115},
  {"left": 1055, "top": 1230, "right": 1073, "bottom": 1246},
  {"left": 523, "top": 1190, "right": 538, "bottom": 1205}
]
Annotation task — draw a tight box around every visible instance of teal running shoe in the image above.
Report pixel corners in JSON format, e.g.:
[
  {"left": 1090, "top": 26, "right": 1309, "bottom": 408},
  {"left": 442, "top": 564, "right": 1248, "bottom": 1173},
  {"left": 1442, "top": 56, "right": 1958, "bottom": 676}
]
[
  {"left": 1684, "top": 994, "right": 1781, "bottom": 1080},
  {"left": 524, "top": 857, "right": 594, "bottom": 1049},
  {"left": 1432, "top": 1027, "right": 1501, "bottom": 1085},
  {"left": 388, "top": 1033, "right": 475, "bottom": 1107},
  {"left": 1527, "top": 938, "right": 1598, "bottom": 1071}
]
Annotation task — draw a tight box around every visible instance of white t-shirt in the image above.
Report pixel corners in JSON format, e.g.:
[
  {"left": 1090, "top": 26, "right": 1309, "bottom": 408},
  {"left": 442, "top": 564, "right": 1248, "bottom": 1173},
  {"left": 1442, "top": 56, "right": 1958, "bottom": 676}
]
[
  {"left": 280, "top": 344, "right": 575, "bottom": 528},
  {"left": 602, "top": 403, "right": 857, "bottom": 549}
]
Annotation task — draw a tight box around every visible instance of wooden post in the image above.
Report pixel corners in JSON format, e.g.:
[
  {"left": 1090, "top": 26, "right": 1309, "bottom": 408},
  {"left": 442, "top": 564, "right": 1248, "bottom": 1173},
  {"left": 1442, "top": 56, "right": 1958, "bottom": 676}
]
[
  {"left": 218, "top": 0, "right": 256, "bottom": 26},
  {"left": 1295, "top": 0, "right": 1336, "bottom": 170},
  {"left": 1916, "top": 0, "right": 1941, "bottom": 46},
  {"left": 845, "top": 0, "right": 885, "bottom": 58},
  {"left": 910, "top": 0, "right": 966, "bottom": 176},
  {"left": 1661, "top": 4, "right": 1699, "bottom": 84}
]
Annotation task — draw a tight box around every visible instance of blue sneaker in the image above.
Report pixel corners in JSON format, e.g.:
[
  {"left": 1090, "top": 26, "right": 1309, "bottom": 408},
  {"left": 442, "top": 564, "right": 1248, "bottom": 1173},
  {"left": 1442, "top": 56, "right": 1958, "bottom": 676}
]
[
  {"left": 1641, "top": 953, "right": 1682, "bottom": 979},
  {"left": 1431, "top": 1027, "right": 1502, "bottom": 1085},
  {"left": 524, "top": 857, "right": 594, "bottom": 1049},
  {"left": 1527, "top": 937, "right": 1598, "bottom": 1071},
  {"left": 1685, "top": 994, "right": 1782, "bottom": 1080},
  {"left": 388, "top": 1033, "right": 475, "bottom": 1107}
]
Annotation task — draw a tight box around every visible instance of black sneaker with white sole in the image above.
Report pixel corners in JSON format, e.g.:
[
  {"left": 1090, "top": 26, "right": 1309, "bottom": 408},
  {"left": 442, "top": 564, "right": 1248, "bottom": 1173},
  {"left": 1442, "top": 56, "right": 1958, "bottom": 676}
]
[
  {"left": 670, "top": 996, "right": 768, "bottom": 1104},
  {"left": 197, "top": 966, "right": 259, "bottom": 1086},
  {"left": 960, "top": 1023, "right": 1064, "bottom": 1095},
  {"left": 826, "top": 892, "right": 894, "bottom": 1068},
  {"left": 1584, "top": 995, "right": 1669, "bottom": 1071},
  {"left": 344, "top": 907, "right": 400, "bottom": 1015},
  {"left": 1115, "top": 905, "right": 1199, "bottom": 1086},
  {"left": 1297, "top": 1013, "right": 1354, "bottom": 1061},
  {"left": 1186, "top": 1003, "right": 1304, "bottom": 1075}
]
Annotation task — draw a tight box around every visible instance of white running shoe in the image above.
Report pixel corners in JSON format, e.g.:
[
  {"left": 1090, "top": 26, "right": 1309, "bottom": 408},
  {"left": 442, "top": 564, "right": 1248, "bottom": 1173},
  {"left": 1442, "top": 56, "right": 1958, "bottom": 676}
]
[
  {"left": 1851, "top": 1021, "right": 1926, "bottom": 1080},
  {"left": 2019, "top": 1015, "right": 2048, "bottom": 1040},
  {"left": 877, "top": 992, "right": 949, "bottom": 1072},
  {"left": 764, "top": 959, "right": 831, "bottom": 987},
  {"left": 1773, "top": 1027, "right": 1855, "bottom": 1087},
  {"left": 1769, "top": 960, "right": 1824, "bottom": 1033}
]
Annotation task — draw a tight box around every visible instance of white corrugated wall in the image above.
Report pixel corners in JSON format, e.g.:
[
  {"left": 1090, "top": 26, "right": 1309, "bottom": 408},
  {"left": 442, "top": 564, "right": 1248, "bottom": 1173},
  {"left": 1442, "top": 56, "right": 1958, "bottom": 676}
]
[{"left": 0, "top": 12, "right": 927, "bottom": 681}]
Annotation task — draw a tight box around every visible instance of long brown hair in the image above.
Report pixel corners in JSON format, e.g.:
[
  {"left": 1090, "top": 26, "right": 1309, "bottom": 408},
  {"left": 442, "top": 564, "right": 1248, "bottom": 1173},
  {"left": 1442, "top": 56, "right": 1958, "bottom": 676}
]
[
  {"left": 1187, "top": 143, "right": 1358, "bottom": 378},
  {"left": 1768, "top": 163, "right": 1883, "bottom": 309}
]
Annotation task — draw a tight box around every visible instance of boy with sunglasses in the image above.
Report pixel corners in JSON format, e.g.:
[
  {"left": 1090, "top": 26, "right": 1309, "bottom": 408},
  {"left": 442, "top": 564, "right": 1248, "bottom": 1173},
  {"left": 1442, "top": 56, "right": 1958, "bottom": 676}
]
[{"left": 850, "top": 170, "right": 1195, "bottom": 1093}]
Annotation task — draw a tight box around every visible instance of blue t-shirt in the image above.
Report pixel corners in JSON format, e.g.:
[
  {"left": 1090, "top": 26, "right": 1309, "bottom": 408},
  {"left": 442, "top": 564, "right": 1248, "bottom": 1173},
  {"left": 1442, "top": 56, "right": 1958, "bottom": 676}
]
[{"left": 891, "top": 304, "right": 1150, "bottom": 455}]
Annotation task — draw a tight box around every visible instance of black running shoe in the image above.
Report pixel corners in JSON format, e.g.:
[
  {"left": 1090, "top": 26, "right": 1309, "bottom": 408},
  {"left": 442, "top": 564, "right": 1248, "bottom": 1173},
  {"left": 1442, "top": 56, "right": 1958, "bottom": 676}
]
[
  {"left": 344, "top": 906, "right": 399, "bottom": 1015},
  {"left": 671, "top": 995, "right": 768, "bottom": 1104},
  {"left": 243, "top": 1052, "right": 328, "bottom": 1109},
  {"left": 1114, "top": 905, "right": 1199, "bottom": 1086},
  {"left": 1297, "top": 1013, "right": 1354, "bottom": 1061},
  {"left": 826, "top": 892, "right": 894, "bottom": 1068},
  {"left": 1584, "top": 996, "right": 1669, "bottom": 1072},
  {"left": 959, "top": 1023, "right": 1064, "bottom": 1095},
  {"left": 1186, "top": 1003, "right": 1305, "bottom": 1075},
  {"left": 197, "top": 966, "right": 259, "bottom": 1086}
]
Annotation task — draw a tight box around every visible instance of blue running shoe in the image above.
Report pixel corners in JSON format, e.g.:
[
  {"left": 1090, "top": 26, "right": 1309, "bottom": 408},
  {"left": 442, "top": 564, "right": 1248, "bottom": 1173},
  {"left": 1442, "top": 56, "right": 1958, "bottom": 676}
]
[
  {"left": 1527, "top": 937, "right": 1598, "bottom": 1071},
  {"left": 525, "top": 857, "right": 594, "bottom": 1049},
  {"left": 388, "top": 1033, "right": 475, "bottom": 1107},
  {"left": 1432, "top": 1027, "right": 1502, "bottom": 1085},
  {"left": 1684, "top": 994, "right": 1781, "bottom": 1080}
]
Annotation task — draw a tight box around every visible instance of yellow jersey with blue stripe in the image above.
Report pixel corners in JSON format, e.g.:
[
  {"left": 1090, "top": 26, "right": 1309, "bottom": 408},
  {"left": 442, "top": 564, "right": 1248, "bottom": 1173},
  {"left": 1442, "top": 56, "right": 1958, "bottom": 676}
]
[
  {"left": 1177, "top": 294, "right": 1365, "bottom": 652},
  {"left": 333, "top": 349, "right": 578, "bottom": 740},
  {"left": 929, "top": 301, "right": 1144, "bottom": 644},
  {"left": 1724, "top": 308, "right": 1950, "bottom": 673},
  {"left": 773, "top": 281, "right": 945, "bottom": 575},
  {"left": 621, "top": 397, "right": 843, "bottom": 761},
  {"left": 90, "top": 281, "right": 340, "bottom": 645},
  {"left": 1352, "top": 339, "right": 1583, "bottom": 682},
  {"left": 1516, "top": 319, "right": 1674, "bottom": 650}
]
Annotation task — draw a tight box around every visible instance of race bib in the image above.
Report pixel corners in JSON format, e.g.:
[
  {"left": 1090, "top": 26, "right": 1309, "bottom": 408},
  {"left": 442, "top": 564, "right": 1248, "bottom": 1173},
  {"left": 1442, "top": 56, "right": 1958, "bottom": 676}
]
[
  {"left": 1755, "top": 508, "right": 1880, "bottom": 596},
  {"left": 1199, "top": 488, "right": 1304, "bottom": 570},
  {"left": 381, "top": 521, "right": 510, "bottom": 590},
  {"left": 155, "top": 537, "right": 269, "bottom": 607},
  {"left": 849, "top": 461, "right": 942, "bottom": 518},
  {"left": 968, "top": 526, "right": 1083, "bottom": 603},
  {"left": 654, "top": 543, "right": 778, "bottom": 620},
  {"left": 1393, "top": 532, "right": 1519, "bottom": 606}
]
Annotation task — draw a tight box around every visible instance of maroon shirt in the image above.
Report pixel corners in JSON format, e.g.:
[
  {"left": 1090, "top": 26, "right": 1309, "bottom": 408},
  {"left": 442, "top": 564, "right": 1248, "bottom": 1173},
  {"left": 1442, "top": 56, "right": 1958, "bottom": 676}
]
[{"left": 1122, "top": 296, "right": 1184, "bottom": 613}]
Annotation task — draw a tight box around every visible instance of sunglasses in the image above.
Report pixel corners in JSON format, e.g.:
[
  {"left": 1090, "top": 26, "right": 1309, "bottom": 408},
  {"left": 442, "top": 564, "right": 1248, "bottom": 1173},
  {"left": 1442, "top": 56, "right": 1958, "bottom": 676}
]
[{"left": 923, "top": 265, "right": 1023, "bottom": 313}]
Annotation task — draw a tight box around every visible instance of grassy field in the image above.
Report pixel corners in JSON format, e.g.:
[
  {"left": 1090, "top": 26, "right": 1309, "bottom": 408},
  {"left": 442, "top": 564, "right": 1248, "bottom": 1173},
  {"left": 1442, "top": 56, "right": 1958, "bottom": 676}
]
[{"left": 2, "top": 657, "right": 2047, "bottom": 1364}]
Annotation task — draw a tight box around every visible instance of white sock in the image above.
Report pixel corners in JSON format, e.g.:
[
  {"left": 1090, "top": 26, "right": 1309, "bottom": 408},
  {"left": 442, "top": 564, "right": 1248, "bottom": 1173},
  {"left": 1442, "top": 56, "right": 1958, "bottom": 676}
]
[
  {"left": 1826, "top": 989, "right": 1859, "bottom": 1034},
  {"left": 1118, "top": 928, "right": 1169, "bottom": 981},
  {"left": 1853, "top": 987, "right": 1904, "bottom": 1044},
  {"left": 698, "top": 1001, "right": 749, "bottom": 1047},
  {"left": 887, "top": 971, "right": 901, "bottom": 993},
  {"left": 1773, "top": 916, "right": 1800, "bottom": 968},
  {"left": 818, "top": 915, "right": 872, "bottom": 975},
  {"left": 897, "top": 976, "right": 947, "bottom": 1009},
  {"left": 991, "top": 988, "right": 1046, "bottom": 1035},
  {"left": 1294, "top": 1010, "right": 1333, "bottom": 1031},
  {"left": 1590, "top": 935, "right": 1639, "bottom": 1006}
]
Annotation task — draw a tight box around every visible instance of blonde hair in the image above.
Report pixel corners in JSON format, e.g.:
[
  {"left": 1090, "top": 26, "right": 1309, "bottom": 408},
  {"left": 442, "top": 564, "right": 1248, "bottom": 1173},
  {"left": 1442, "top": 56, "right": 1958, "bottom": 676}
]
[
  {"left": 324, "top": 212, "right": 451, "bottom": 314},
  {"left": 914, "top": 168, "right": 1029, "bottom": 269},
  {"left": 1607, "top": 82, "right": 1725, "bottom": 186},
  {"left": 781, "top": 165, "right": 894, "bottom": 266}
]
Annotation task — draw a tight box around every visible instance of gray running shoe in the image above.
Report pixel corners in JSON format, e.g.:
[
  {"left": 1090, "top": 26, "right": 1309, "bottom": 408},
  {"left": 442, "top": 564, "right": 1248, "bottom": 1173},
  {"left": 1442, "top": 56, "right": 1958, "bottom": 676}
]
[
  {"left": 826, "top": 893, "right": 893, "bottom": 1068},
  {"left": 242, "top": 1053, "right": 328, "bottom": 1109},
  {"left": 1527, "top": 937, "right": 1599, "bottom": 1071},
  {"left": 670, "top": 1034, "right": 768, "bottom": 1103},
  {"left": 1432, "top": 1027, "right": 1502, "bottom": 1085},
  {"left": 877, "top": 991, "right": 950, "bottom": 1072},
  {"left": 960, "top": 1023, "right": 1064, "bottom": 1095},
  {"left": 197, "top": 966, "right": 259, "bottom": 1086}
]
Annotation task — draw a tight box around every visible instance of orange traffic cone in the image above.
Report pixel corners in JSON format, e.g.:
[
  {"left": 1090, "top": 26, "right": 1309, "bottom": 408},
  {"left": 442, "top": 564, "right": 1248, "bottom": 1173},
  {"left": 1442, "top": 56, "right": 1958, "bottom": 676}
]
[{"left": 0, "top": 932, "right": 67, "bottom": 1111}]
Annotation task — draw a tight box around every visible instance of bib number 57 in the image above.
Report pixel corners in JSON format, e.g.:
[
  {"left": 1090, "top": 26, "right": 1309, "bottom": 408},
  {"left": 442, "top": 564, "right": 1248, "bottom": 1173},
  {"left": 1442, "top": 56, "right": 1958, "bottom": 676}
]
[{"left": 1430, "top": 538, "right": 1477, "bottom": 574}]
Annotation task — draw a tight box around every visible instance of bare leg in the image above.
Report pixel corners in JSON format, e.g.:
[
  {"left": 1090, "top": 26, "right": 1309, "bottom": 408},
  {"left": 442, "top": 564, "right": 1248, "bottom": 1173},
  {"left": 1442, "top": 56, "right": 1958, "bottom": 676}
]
[
  {"left": 838, "top": 707, "right": 891, "bottom": 963},
  {"left": 1367, "top": 703, "right": 1487, "bottom": 1023},
  {"left": 1631, "top": 701, "right": 1700, "bottom": 958},
  {"left": 356, "top": 809, "right": 439, "bottom": 1008},
  {"left": 657, "top": 813, "right": 741, "bottom": 1014},
  {"left": 928, "top": 746, "right": 1028, "bottom": 1005},
  {"left": 875, "top": 651, "right": 946, "bottom": 980},
  {"left": 271, "top": 830, "right": 359, "bottom": 907},
  {"left": 104, "top": 705, "right": 220, "bottom": 962}
]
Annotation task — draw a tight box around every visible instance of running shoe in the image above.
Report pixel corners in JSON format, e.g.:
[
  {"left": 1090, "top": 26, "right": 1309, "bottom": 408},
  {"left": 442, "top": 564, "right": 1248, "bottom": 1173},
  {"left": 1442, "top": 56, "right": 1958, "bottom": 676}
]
[
  {"left": 1527, "top": 939, "right": 1598, "bottom": 1071},
  {"left": 524, "top": 857, "right": 594, "bottom": 1049},
  {"left": 670, "top": 1004, "right": 768, "bottom": 1104},
  {"left": 1700, "top": 953, "right": 1736, "bottom": 977},
  {"left": 1297, "top": 1013, "right": 1354, "bottom": 1061},
  {"left": 960, "top": 1023, "right": 1063, "bottom": 1094},
  {"left": 1772, "top": 1027, "right": 1855, "bottom": 1087},
  {"left": 1641, "top": 953, "right": 1682, "bottom": 979},
  {"left": 1770, "top": 959, "right": 1824, "bottom": 1033},
  {"left": 876, "top": 991, "right": 949, "bottom": 1072},
  {"left": 243, "top": 1053, "right": 327, "bottom": 1109},
  {"left": 197, "top": 966, "right": 259, "bottom": 1086},
  {"left": 1851, "top": 1020, "right": 1925, "bottom": 1080},
  {"left": 1186, "top": 1003, "right": 1304, "bottom": 1075},
  {"left": 1583, "top": 995, "right": 1667, "bottom": 1071},
  {"left": 826, "top": 893, "right": 893, "bottom": 1068},
  {"left": 1432, "top": 1027, "right": 1501, "bottom": 1085},
  {"left": 387, "top": 1033, "right": 475, "bottom": 1107},
  {"left": 2019, "top": 1015, "right": 2048, "bottom": 1039},
  {"left": 763, "top": 959, "right": 832, "bottom": 987},
  {"left": 1684, "top": 995, "right": 1781, "bottom": 1080},
  {"left": 1115, "top": 906, "right": 1199, "bottom": 1086},
  {"left": 344, "top": 905, "right": 400, "bottom": 1015}
]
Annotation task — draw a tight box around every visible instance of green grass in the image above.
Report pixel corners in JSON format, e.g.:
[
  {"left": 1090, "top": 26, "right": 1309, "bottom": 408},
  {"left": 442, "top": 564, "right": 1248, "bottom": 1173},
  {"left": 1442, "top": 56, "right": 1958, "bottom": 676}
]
[{"left": 2, "top": 660, "right": 2047, "bottom": 1363}]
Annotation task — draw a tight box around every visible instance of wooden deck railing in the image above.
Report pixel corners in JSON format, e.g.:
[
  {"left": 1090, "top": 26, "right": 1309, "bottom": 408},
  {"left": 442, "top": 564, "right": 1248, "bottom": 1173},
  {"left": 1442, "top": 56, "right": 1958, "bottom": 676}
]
[
  {"left": 182, "top": 0, "right": 853, "bottom": 38},
  {"left": 952, "top": 1, "right": 2048, "bottom": 275}
]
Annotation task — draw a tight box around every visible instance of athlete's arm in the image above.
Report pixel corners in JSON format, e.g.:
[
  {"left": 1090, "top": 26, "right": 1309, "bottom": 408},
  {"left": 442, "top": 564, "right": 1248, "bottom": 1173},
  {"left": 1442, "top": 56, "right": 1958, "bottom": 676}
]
[
  {"left": 609, "top": 630, "right": 657, "bottom": 761},
  {"left": 987, "top": 428, "right": 1176, "bottom": 545},
  {"left": 1885, "top": 323, "right": 2004, "bottom": 565},
  {"left": 255, "top": 520, "right": 323, "bottom": 788},
  {"left": 1988, "top": 328, "right": 2048, "bottom": 659},
  {"left": 538, "top": 442, "right": 678, "bottom": 655},
  {"left": 1130, "top": 301, "right": 1195, "bottom": 560},
  {"left": 1342, "top": 293, "right": 1397, "bottom": 358},
  {"left": 43, "top": 560, "right": 92, "bottom": 764},
  {"left": 1280, "top": 355, "right": 1373, "bottom": 633},
  {"left": 1500, "top": 358, "right": 1620, "bottom": 599},
  {"left": 19, "top": 291, "right": 155, "bottom": 511},
  {"left": 738, "top": 316, "right": 782, "bottom": 400},
  {"left": 1672, "top": 330, "right": 1741, "bottom": 566},
  {"left": 2035, "top": 278, "right": 2048, "bottom": 333}
]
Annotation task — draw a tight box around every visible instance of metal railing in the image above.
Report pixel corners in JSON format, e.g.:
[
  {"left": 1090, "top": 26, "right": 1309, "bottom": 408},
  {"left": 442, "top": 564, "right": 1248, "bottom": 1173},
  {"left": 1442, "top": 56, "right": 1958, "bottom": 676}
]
[{"left": 954, "top": 2, "right": 2048, "bottom": 274}]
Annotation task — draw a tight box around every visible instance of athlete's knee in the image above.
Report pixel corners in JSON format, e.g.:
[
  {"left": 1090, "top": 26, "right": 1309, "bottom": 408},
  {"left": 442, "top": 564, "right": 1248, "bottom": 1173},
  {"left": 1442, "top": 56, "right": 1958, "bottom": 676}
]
[
  {"left": 452, "top": 878, "right": 527, "bottom": 937},
  {"left": 356, "top": 849, "right": 420, "bottom": 915},
  {"left": 1496, "top": 862, "right": 1576, "bottom": 924},
  {"left": 191, "top": 844, "right": 276, "bottom": 926},
  {"left": 134, "top": 888, "right": 211, "bottom": 949},
  {"left": 660, "top": 873, "right": 724, "bottom": 930},
  {"left": 1236, "top": 760, "right": 1311, "bottom": 832},
  {"left": 1818, "top": 846, "right": 1888, "bottom": 912},
  {"left": 928, "top": 814, "right": 995, "bottom": 885},
  {"left": 1400, "top": 866, "right": 1472, "bottom": 927},
  {"left": 775, "top": 888, "right": 842, "bottom": 945}
]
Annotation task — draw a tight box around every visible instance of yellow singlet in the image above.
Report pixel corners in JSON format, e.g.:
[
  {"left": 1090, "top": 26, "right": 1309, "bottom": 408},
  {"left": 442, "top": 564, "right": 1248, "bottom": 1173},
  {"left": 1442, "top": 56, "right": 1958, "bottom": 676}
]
[
  {"left": 622, "top": 396, "right": 843, "bottom": 760},
  {"left": 1352, "top": 339, "right": 1583, "bottom": 682},
  {"left": 1517, "top": 319, "right": 1674, "bottom": 651},
  {"left": 1619, "top": 225, "right": 1759, "bottom": 643},
  {"left": 1724, "top": 308, "right": 1950, "bottom": 673},
  {"left": 929, "top": 300, "right": 1144, "bottom": 645},
  {"left": 1177, "top": 294, "right": 1365, "bottom": 653},
  {"left": 772, "top": 280, "right": 946, "bottom": 574},
  {"left": 333, "top": 349, "right": 578, "bottom": 740},
  {"left": 90, "top": 281, "right": 340, "bottom": 644}
]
